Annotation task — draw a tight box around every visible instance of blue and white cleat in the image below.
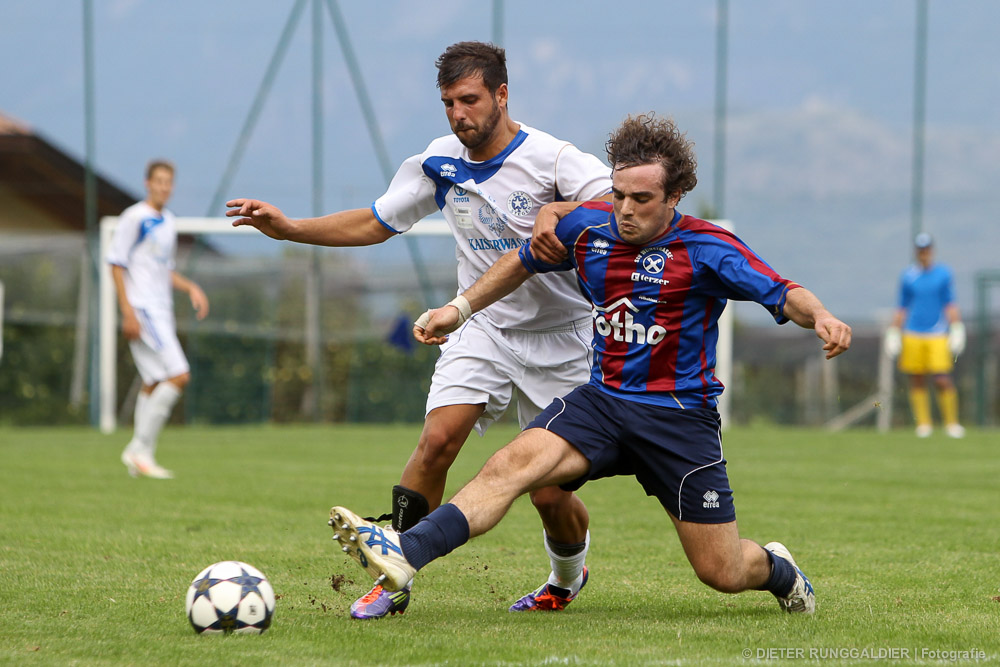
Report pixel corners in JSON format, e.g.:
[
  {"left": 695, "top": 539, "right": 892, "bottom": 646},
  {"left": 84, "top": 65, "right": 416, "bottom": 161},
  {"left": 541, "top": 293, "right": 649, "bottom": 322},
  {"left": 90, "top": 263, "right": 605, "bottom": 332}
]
[
  {"left": 350, "top": 584, "right": 410, "bottom": 619},
  {"left": 764, "top": 542, "right": 815, "bottom": 614},
  {"left": 509, "top": 567, "right": 588, "bottom": 612},
  {"left": 329, "top": 506, "right": 416, "bottom": 593}
]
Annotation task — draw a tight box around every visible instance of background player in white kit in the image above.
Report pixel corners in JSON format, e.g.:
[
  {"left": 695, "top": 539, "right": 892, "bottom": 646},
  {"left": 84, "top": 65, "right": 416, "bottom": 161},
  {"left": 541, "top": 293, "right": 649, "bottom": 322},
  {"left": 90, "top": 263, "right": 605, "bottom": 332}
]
[
  {"left": 226, "top": 41, "right": 611, "bottom": 619},
  {"left": 107, "top": 160, "right": 209, "bottom": 479}
]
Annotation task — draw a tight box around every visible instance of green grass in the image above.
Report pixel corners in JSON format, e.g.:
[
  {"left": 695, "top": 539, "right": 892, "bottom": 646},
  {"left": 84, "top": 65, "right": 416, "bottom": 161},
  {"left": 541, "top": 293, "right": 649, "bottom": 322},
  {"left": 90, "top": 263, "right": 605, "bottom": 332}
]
[{"left": 1, "top": 424, "right": 998, "bottom": 666}]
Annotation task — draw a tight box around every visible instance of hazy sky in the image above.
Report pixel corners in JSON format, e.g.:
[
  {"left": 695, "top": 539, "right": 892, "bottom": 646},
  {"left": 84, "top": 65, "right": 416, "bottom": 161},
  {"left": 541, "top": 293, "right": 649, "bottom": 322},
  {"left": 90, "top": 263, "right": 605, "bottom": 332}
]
[{"left": 3, "top": 0, "right": 999, "bottom": 320}]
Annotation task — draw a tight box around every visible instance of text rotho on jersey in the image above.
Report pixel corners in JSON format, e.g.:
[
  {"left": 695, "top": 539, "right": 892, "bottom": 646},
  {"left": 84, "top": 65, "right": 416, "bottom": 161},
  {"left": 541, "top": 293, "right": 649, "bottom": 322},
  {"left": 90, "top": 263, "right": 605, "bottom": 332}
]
[{"left": 592, "top": 297, "right": 667, "bottom": 345}]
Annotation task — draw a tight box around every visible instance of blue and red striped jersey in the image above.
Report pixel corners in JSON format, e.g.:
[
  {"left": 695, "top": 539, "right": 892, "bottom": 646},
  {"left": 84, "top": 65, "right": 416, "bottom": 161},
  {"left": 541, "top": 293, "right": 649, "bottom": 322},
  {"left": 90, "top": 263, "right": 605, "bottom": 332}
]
[{"left": 518, "top": 201, "right": 800, "bottom": 409}]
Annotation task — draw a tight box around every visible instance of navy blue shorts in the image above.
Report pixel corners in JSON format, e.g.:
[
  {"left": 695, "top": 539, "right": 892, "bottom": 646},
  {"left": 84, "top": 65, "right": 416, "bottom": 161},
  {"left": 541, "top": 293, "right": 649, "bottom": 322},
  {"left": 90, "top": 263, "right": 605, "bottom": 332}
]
[{"left": 526, "top": 383, "right": 735, "bottom": 524}]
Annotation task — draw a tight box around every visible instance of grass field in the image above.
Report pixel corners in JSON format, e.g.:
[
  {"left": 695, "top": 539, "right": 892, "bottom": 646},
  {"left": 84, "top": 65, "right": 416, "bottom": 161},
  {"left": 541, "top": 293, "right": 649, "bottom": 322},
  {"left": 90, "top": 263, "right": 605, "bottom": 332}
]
[{"left": 1, "top": 423, "right": 998, "bottom": 666}]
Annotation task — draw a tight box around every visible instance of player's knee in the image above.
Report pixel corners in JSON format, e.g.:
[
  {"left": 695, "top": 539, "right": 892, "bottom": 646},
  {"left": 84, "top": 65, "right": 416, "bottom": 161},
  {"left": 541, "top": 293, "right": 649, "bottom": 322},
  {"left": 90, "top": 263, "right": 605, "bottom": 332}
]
[
  {"left": 413, "top": 426, "right": 465, "bottom": 472},
  {"left": 168, "top": 373, "right": 191, "bottom": 390},
  {"left": 528, "top": 486, "right": 570, "bottom": 514}
]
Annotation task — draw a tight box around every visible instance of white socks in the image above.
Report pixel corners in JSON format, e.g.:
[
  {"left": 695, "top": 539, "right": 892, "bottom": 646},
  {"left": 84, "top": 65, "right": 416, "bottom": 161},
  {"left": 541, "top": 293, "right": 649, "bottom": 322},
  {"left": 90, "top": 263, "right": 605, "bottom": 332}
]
[
  {"left": 133, "top": 382, "right": 182, "bottom": 460},
  {"left": 545, "top": 530, "right": 590, "bottom": 592}
]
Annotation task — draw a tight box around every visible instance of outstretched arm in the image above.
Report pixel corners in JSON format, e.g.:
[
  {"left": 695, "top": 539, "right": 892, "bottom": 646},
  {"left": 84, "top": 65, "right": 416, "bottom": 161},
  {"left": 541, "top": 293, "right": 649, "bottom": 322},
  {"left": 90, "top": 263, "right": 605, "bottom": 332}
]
[
  {"left": 225, "top": 199, "right": 395, "bottom": 247},
  {"left": 783, "top": 287, "right": 852, "bottom": 359},
  {"left": 414, "top": 250, "right": 532, "bottom": 345}
]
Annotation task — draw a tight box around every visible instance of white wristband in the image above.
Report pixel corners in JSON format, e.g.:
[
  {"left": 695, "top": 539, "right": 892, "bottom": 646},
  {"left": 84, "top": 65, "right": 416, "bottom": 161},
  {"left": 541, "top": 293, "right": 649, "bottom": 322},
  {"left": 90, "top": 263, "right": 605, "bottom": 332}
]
[{"left": 447, "top": 295, "right": 472, "bottom": 326}]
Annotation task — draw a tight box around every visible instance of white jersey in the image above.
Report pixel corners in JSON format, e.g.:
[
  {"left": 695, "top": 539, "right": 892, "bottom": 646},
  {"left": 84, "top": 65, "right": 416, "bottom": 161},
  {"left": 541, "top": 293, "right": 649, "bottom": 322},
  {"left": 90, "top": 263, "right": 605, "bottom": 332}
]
[
  {"left": 106, "top": 201, "right": 177, "bottom": 310},
  {"left": 372, "top": 123, "right": 611, "bottom": 330}
]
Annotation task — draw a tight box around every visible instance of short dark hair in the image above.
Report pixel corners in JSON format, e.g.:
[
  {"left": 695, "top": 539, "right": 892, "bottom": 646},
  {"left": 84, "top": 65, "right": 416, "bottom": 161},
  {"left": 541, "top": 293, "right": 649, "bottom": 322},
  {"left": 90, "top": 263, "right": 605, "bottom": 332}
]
[
  {"left": 435, "top": 41, "right": 507, "bottom": 93},
  {"left": 145, "top": 159, "right": 174, "bottom": 180},
  {"left": 606, "top": 114, "right": 698, "bottom": 201}
]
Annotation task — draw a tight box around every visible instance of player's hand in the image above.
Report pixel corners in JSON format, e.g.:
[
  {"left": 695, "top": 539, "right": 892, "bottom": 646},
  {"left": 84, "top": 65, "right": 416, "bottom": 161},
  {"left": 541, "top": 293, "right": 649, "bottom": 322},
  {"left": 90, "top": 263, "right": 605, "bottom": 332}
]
[
  {"left": 121, "top": 312, "right": 141, "bottom": 341},
  {"left": 814, "top": 313, "right": 852, "bottom": 359},
  {"left": 189, "top": 284, "right": 210, "bottom": 320},
  {"left": 413, "top": 306, "right": 462, "bottom": 345},
  {"left": 883, "top": 326, "right": 902, "bottom": 358},
  {"left": 225, "top": 198, "right": 294, "bottom": 240},
  {"left": 530, "top": 203, "right": 570, "bottom": 264}
]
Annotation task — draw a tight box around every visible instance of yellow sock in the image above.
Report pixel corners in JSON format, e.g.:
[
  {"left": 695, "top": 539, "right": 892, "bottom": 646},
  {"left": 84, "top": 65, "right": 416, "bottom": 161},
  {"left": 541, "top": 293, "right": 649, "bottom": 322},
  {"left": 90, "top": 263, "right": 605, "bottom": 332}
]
[
  {"left": 909, "top": 387, "right": 932, "bottom": 427},
  {"left": 938, "top": 387, "right": 959, "bottom": 425}
]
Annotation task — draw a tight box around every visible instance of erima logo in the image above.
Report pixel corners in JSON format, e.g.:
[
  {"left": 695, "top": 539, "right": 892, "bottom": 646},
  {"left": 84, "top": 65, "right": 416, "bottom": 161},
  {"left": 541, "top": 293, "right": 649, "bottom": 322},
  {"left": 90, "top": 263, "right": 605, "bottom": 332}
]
[
  {"left": 592, "top": 297, "right": 667, "bottom": 345},
  {"left": 592, "top": 238, "right": 609, "bottom": 255},
  {"left": 440, "top": 163, "right": 457, "bottom": 178},
  {"left": 702, "top": 490, "right": 720, "bottom": 509}
]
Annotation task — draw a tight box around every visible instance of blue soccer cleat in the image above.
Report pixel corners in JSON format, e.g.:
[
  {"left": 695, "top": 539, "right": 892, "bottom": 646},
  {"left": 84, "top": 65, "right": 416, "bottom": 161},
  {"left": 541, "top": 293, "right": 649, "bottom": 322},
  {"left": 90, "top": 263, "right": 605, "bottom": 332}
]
[
  {"left": 509, "top": 567, "right": 588, "bottom": 612},
  {"left": 350, "top": 584, "right": 410, "bottom": 620},
  {"left": 764, "top": 542, "right": 815, "bottom": 614}
]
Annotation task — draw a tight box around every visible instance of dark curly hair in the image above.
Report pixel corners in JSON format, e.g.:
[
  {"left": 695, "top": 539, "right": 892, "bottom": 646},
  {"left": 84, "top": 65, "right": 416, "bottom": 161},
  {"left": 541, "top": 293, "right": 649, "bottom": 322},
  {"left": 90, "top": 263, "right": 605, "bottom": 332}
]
[
  {"left": 606, "top": 113, "right": 698, "bottom": 201},
  {"left": 435, "top": 41, "right": 508, "bottom": 93}
]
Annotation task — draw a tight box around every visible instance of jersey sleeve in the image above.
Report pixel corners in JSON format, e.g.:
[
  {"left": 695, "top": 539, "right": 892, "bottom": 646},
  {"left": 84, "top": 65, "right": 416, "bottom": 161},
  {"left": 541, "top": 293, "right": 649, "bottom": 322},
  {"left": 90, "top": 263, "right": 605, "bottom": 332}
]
[
  {"left": 553, "top": 143, "right": 612, "bottom": 201},
  {"left": 106, "top": 208, "right": 140, "bottom": 268},
  {"left": 942, "top": 266, "right": 956, "bottom": 305},
  {"left": 693, "top": 231, "right": 799, "bottom": 324},
  {"left": 517, "top": 203, "right": 599, "bottom": 275},
  {"left": 371, "top": 153, "right": 439, "bottom": 233}
]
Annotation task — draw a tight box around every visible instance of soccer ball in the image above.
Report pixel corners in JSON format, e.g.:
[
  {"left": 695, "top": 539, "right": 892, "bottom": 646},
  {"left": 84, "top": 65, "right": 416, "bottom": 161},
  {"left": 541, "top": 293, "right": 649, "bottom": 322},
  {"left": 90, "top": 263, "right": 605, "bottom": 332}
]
[{"left": 185, "top": 561, "right": 275, "bottom": 634}]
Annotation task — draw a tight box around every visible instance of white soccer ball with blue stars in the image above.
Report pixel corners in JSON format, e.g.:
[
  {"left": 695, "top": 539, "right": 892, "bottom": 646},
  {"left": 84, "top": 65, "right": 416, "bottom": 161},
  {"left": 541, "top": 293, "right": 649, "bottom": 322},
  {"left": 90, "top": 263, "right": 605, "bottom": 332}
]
[{"left": 185, "top": 561, "right": 275, "bottom": 634}]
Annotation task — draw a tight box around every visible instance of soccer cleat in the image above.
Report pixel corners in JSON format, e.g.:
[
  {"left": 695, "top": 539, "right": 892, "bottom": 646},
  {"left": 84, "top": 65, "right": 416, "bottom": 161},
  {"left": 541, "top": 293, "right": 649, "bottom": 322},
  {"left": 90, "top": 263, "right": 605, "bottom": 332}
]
[
  {"left": 121, "top": 451, "right": 174, "bottom": 479},
  {"left": 763, "top": 542, "right": 815, "bottom": 614},
  {"left": 120, "top": 449, "right": 140, "bottom": 478},
  {"left": 349, "top": 584, "right": 410, "bottom": 620},
  {"left": 329, "top": 506, "right": 416, "bottom": 592},
  {"left": 509, "top": 567, "right": 588, "bottom": 612},
  {"left": 945, "top": 423, "right": 966, "bottom": 439},
  {"left": 915, "top": 424, "right": 933, "bottom": 438}
]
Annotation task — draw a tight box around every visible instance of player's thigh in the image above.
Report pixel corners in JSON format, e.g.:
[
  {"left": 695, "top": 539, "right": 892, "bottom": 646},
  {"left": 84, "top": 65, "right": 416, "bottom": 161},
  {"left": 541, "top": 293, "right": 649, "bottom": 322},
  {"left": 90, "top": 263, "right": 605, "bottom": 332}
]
[
  {"left": 624, "top": 406, "right": 735, "bottom": 524},
  {"left": 487, "top": 427, "right": 591, "bottom": 492},
  {"left": 425, "top": 317, "right": 521, "bottom": 428},
  {"left": 515, "top": 325, "right": 593, "bottom": 426},
  {"left": 131, "top": 308, "right": 189, "bottom": 382},
  {"left": 899, "top": 334, "right": 931, "bottom": 374},
  {"left": 925, "top": 335, "right": 954, "bottom": 374}
]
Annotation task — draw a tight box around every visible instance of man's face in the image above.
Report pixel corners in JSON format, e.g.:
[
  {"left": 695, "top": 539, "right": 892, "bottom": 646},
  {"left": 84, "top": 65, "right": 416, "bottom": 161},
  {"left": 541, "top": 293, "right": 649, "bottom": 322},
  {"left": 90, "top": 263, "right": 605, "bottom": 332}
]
[
  {"left": 146, "top": 166, "right": 174, "bottom": 210},
  {"left": 916, "top": 246, "right": 933, "bottom": 267},
  {"left": 611, "top": 163, "right": 678, "bottom": 245},
  {"left": 440, "top": 76, "right": 504, "bottom": 152}
]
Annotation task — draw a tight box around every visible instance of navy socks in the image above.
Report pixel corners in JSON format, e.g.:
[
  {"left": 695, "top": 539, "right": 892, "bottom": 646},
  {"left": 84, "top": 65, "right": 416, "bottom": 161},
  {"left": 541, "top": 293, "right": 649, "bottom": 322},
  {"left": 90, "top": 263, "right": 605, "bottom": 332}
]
[
  {"left": 397, "top": 503, "right": 470, "bottom": 571},
  {"left": 758, "top": 547, "right": 797, "bottom": 597}
]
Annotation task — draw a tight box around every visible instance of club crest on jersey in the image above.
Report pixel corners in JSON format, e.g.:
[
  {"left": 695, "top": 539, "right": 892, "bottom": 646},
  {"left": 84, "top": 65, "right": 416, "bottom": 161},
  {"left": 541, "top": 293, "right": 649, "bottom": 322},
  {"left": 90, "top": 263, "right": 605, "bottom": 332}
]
[
  {"left": 440, "top": 163, "right": 458, "bottom": 178},
  {"left": 591, "top": 238, "right": 609, "bottom": 255},
  {"left": 478, "top": 205, "right": 507, "bottom": 237},
  {"left": 507, "top": 191, "right": 533, "bottom": 217},
  {"left": 592, "top": 297, "right": 667, "bottom": 345},
  {"left": 631, "top": 246, "right": 672, "bottom": 286}
]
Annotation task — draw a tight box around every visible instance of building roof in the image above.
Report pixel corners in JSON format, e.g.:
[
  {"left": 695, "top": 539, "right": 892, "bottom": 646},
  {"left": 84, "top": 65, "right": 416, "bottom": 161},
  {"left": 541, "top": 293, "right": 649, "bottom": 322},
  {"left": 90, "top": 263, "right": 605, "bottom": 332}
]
[{"left": 0, "top": 111, "right": 137, "bottom": 230}]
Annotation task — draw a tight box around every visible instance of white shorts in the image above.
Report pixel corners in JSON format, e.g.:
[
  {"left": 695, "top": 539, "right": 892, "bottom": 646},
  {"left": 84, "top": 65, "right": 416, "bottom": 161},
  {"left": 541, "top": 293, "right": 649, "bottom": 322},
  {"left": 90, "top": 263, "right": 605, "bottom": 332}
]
[
  {"left": 128, "top": 306, "right": 190, "bottom": 385},
  {"left": 426, "top": 314, "right": 593, "bottom": 435}
]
